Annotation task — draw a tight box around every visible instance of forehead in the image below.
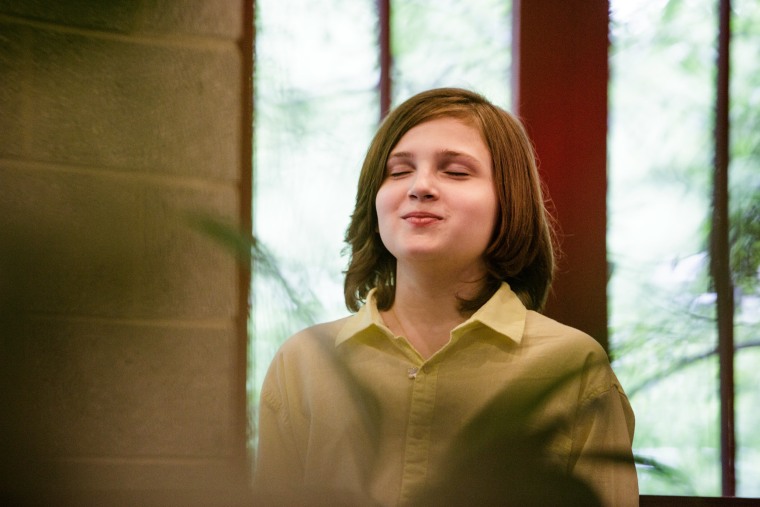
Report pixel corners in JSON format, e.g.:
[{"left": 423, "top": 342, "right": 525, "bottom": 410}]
[{"left": 391, "top": 116, "right": 489, "bottom": 155}]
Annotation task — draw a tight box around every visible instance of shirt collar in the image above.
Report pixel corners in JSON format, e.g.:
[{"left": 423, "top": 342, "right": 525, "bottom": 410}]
[
  {"left": 335, "top": 288, "right": 392, "bottom": 346},
  {"left": 335, "top": 283, "right": 527, "bottom": 347}
]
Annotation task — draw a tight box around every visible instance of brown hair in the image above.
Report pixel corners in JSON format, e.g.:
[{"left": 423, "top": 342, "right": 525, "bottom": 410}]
[{"left": 343, "top": 88, "right": 556, "bottom": 313}]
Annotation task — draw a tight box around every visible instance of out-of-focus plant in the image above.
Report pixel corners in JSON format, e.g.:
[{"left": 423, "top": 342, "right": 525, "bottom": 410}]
[
  {"left": 191, "top": 213, "right": 686, "bottom": 504},
  {"left": 186, "top": 212, "right": 318, "bottom": 325}
]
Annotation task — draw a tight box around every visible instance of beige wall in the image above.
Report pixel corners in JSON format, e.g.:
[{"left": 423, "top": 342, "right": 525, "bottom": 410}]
[{"left": 0, "top": 1, "right": 253, "bottom": 502}]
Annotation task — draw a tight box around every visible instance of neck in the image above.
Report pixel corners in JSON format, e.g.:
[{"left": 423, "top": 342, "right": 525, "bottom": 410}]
[
  {"left": 382, "top": 264, "right": 488, "bottom": 359},
  {"left": 394, "top": 260, "right": 487, "bottom": 311}
]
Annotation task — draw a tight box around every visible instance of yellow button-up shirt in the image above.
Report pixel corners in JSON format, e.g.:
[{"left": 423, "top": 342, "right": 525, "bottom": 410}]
[{"left": 254, "top": 283, "right": 638, "bottom": 506}]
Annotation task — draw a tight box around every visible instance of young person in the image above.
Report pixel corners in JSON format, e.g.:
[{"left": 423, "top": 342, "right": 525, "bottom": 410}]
[{"left": 253, "top": 88, "right": 638, "bottom": 506}]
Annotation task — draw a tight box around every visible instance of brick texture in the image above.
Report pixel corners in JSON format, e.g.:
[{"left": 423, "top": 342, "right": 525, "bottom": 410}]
[
  {"left": 0, "top": 0, "right": 250, "bottom": 498},
  {"left": 0, "top": 0, "right": 242, "bottom": 38},
  {"left": 1, "top": 26, "right": 241, "bottom": 180}
]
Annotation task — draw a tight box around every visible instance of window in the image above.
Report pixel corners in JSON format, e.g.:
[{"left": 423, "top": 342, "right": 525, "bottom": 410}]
[{"left": 608, "top": 0, "right": 760, "bottom": 497}]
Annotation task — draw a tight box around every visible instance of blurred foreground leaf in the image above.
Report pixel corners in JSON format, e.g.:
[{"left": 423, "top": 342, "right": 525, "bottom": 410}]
[{"left": 185, "top": 212, "right": 317, "bottom": 324}]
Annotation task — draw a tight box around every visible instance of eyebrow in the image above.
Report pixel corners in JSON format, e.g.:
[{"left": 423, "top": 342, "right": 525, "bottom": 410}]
[
  {"left": 387, "top": 151, "right": 413, "bottom": 162},
  {"left": 388, "top": 150, "right": 482, "bottom": 165}
]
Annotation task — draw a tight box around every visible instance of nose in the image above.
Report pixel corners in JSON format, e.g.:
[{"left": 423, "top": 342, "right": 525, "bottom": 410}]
[{"left": 407, "top": 168, "right": 438, "bottom": 201}]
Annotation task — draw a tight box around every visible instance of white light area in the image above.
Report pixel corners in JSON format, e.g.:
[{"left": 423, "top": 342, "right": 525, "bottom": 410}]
[
  {"left": 253, "top": 0, "right": 378, "bottom": 327},
  {"left": 610, "top": 0, "right": 668, "bottom": 23},
  {"left": 254, "top": 128, "right": 371, "bottom": 318},
  {"left": 393, "top": 0, "right": 511, "bottom": 108},
  {"left": 607, "top": 0, "right": 716, "bottom": 329},
  {"left": 256, "top": 0, "right": 378, "bottom": 92},
  {"left": 610, "top": 0, "right": 710, "bottom": 41},
  {"left": 251, "top": 0, "right": 379, "bottom": 416},
  {"left": 607, "top": 172, "right": 708, "bottom": 324},
  {"left": 652, "top": 253, "right": 707, "bottom": 285},
  {"left": 609, "top": 185, "right": 705, "bottom": 265},
  {"left": 738, "top": 295, "right": 760, "bottom": 325}
]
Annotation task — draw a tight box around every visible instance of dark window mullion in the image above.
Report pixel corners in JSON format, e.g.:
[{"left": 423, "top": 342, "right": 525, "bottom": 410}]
[
  {"left": 378, "top": 0, "right": 392, "bottom": 120},
  {"left": 712, "top": 0, "right": 735, "bottom": 497}
]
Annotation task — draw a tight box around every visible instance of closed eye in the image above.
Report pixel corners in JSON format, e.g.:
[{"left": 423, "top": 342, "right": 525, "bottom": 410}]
[
  {"left": 387, "top": 159, "right": 414, "bottom": 177},
  {"left": 443, "top": 164, "right": 471, "bottom": 178}
]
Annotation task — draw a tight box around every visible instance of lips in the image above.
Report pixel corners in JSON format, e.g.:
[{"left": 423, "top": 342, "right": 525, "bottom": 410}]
[{"left": 402, "top": 211, "right": 442, "bottom": 225}]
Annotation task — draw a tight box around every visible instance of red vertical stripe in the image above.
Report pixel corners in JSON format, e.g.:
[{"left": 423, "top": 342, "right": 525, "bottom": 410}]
[
  {"left": 378, "top": 0, "right": 392, "bottom": 120},
  {"left": 512, "top": 0, "right": 610, "bottom": 349}
]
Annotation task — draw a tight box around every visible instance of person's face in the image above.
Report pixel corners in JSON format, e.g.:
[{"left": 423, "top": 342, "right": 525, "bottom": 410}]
[{"left": 375, "top": 116, "right": 497, "bottom": 274}]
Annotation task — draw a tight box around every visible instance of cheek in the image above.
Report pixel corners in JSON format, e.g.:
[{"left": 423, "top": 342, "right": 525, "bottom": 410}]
[
  {"left": 374, "top": 183, "right": 403, "bottom": 254},
  {"left": 374, "top": 185, "right": 393, "bottom": 224},
  {"left": 479, "top": 192, "right": 500, "bottom": 241},
  {"left": 374, "top": 187, "right": 390, "bottom": 238}
]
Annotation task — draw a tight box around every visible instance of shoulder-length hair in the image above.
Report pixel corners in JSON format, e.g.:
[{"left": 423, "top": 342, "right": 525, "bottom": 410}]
[{"left": 343, "top": 88, "right": 557, "bottom": 314}]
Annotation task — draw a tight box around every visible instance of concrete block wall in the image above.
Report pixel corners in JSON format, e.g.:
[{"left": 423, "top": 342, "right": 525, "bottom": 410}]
[{"left": 0, "top": 1, "right": 253, "bottom": 502}]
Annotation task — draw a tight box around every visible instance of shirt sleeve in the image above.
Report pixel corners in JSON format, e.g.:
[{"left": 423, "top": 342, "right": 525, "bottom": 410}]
[{"left": 569, "top": 380, "right": 639, "bottom": 507}]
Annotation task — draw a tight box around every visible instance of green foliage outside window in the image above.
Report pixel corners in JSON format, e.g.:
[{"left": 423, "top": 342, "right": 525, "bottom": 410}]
[{"left": 608, "top": 0, "right": 760, "bottom": 496}]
